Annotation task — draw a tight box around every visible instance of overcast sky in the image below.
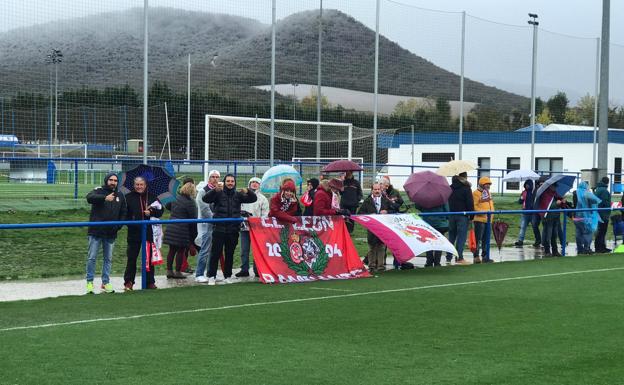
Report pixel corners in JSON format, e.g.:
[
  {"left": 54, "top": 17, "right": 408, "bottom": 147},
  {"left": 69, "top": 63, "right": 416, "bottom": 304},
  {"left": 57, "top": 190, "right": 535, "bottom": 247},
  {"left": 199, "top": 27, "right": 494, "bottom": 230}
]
[{"left": 2, "top": 0, "right": 623, "bottom": 103}]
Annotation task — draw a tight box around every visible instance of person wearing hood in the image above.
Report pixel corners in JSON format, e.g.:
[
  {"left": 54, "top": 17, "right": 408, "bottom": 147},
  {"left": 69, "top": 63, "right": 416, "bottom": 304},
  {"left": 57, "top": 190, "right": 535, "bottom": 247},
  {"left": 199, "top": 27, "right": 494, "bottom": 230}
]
[
  {"left": 472, "top": 176, "right": 494, "bottom": 263},
  {"left": 446, "top": 172, "right": 474, "bottom": 265},
  {"left": 236, "top": 177, "right": 269, "bottom": 278},
  {"left": 203, "top": 173, "right": 257, "bottom": 285},
  {"left": 515, "top": 179, "right": 541, "bottom": 247},
  {"left": 124, "top": 176, "right": 164, "bottom": 291},
  {"left": 594, "top": 176, "right": 612, "bottom": 253},
  {"left": 163, "top": 178, "right": 198, "bottom": 279},
  {"left": 536, "top": 182, "right": 566, "bottom": 257},
  {"left": 301, "top": 178, "right": 319, "bottom": 216},
  {"left": 85, "top": 172, "right": 127, "bottom": 294},
  {"left": 573, "top": 181, "right": 602, "bottom": 254},
  {"left": 194, "top": 170, "right": 220, "bottom": 283},
  {"left": 269, "top": 179, "right": 300, "bottom": 224}
]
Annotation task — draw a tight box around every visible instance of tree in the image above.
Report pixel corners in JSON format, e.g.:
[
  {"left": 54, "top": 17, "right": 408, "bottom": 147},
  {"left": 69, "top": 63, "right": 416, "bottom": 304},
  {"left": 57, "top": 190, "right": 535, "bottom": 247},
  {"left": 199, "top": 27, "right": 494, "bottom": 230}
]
[
  {"left": 576, "top": 93, "right": 595, "bottom": 125},
  {"left": 391, "top": 98, "right": 434, "bottom": 118},
  {"left": 536, "top": 106, "right": 552, "bottom": 125},
  {"left": 300, "top": 90, "right": 331, "bottom": 110},
  {"left": 546, "top": 91, "right": 569, "bottom": 123}
]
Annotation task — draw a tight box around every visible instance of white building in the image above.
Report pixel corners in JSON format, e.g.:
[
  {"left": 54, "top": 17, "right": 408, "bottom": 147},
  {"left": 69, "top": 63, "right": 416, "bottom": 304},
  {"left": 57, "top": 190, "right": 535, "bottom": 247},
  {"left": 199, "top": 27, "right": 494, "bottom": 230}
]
[{"left": 385, "top": 124, "right": 624, "bottom": 194}]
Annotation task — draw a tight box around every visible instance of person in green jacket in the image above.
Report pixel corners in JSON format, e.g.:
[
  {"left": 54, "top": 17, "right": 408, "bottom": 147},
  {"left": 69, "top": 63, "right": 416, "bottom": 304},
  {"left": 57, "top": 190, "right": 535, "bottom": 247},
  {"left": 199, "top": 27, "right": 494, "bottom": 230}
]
[{"left": 594, "top": 176, "right": 612, "bottom": 253}]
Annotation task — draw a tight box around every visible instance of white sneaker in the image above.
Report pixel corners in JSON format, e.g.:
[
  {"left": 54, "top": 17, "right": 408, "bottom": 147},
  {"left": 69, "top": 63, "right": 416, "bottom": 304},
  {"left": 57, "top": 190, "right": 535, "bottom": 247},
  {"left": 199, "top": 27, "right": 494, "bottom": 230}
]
[
  {"left": 207, "top": 277, "right": 216, "bottom": 286},
  {"left": 195, "top": 276, "right": 209, "bottom": 283},
  {"left": 223, "top": 277, "right": 235, "bottom": 284}
]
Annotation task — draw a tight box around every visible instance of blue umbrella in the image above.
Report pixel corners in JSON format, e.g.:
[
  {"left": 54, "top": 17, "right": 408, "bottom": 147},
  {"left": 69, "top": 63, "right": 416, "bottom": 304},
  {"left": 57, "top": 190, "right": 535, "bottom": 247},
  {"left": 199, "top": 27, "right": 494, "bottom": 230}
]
[
  {"left": 119, "top": 164, "right": 180, "bottom": 205},
  {"left": 261, "top": 165, "right": 302, "bottom": 193},
  {"left": 535, "top": 174, "right": 576, "bottom": 200}
]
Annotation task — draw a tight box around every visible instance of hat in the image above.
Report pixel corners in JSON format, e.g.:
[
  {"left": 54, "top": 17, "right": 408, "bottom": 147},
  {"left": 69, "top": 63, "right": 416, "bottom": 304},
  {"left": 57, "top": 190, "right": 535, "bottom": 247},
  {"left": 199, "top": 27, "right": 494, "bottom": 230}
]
[
  {"left": 281, "top": 180, "right": 296, "bottom": 192},
  {"left": 478, "top": 176, "right": 492, "bottom": 186},
  {"left": 601, "top": 176, "right": 610, "bottom": 184},
  {"left": 328, "top": 178, "right": 344, "bottom": 192},
  {"left": 248, "top": 177, "right": 262, "bottom": 187},
  {"left": 208, "top": 169, "right": 220, "bottom": 178},
  {"left": 307, "top": 178, "right": 320, "bottom": 189}
]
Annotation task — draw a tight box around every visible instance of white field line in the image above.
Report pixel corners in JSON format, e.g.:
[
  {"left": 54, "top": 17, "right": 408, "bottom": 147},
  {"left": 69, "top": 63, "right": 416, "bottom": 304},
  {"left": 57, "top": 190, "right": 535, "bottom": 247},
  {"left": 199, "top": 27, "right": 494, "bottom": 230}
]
[
  {"left": 308, "top": 287, "right": 354, "bottom": 292},
  {"left": 1, "top": 266, "right": 622, "bottom": 333}
]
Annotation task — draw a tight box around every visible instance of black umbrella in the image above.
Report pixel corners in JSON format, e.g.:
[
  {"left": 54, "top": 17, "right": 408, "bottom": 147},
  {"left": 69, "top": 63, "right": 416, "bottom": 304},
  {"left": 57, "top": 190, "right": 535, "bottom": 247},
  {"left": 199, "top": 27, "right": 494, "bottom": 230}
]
[{"left": 119, "top": 164, "right": 179, "bottom": 205}]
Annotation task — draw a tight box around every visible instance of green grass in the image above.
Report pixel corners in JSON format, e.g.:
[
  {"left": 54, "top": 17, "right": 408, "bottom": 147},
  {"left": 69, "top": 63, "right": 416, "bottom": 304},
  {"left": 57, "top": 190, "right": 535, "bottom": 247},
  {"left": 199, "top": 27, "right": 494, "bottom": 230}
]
[{"left": 1, "top": 255, "right": 623, "bottom": 384}]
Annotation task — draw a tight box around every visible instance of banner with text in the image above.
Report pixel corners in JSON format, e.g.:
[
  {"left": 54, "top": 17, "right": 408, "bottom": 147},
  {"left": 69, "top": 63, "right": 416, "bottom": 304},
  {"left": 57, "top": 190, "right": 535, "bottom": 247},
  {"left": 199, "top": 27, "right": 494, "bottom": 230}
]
[
  {"left": 249, "top": 216, "right": 370, "bottom": 284},
  {"left": 352, "top": 214, "right": 458, "bottom": 264}
]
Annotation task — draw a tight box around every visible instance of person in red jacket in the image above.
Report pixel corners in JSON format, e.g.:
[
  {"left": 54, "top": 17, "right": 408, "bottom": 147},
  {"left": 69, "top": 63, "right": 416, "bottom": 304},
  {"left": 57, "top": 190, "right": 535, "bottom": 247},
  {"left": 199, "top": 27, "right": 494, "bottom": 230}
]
[
  {"left": 269, "top": 179, "right": 300, "bottom": 223},
  {"left": 313, "top": 179, "right": 349, "bottom": 216}
]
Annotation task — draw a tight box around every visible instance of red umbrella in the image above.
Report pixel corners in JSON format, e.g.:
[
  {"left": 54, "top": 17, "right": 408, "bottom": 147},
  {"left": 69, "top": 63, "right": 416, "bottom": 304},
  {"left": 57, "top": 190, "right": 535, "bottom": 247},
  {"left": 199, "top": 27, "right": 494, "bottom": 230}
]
[
  {"left": 403, "top": 171, "right": 451, "bottom": 209},
  {"left": 492, "top": 221, "right": 509, "bottom": 261},
  {"left": 322, "top": 159, "right": 363, "bottom": 172}
]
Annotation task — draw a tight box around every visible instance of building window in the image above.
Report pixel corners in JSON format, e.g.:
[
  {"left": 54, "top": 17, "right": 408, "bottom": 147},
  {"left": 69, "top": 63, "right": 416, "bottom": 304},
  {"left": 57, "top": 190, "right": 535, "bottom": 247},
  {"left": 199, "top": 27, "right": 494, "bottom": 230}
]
[
  {"left": 422, "top": 153, "right": 455, "bottom": 162},
  {"left": 535, "top": 157, "right": 563, "bottom": 174},
  {"left": 615, "top": 157, "right": 622, "bottom": 185},
  {"left": 506, "top": 157, "right": 521, "bottom": 190},
  {"left": 478, "top": 157, "right": 490, "bottom": 178}
]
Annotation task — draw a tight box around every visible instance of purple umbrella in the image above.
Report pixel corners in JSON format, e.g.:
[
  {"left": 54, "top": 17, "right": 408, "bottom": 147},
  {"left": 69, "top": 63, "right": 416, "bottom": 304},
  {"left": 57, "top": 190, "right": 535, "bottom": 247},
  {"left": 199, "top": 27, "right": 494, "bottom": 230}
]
[
  {"left": 403, "top": 171, "right": 452, "bottom": 209},
  {"left": 322, "top": 159, "right": 363, "bottom": 172},
  {"left": 492, "top": 220, "right": 509, "bottom": 261}
]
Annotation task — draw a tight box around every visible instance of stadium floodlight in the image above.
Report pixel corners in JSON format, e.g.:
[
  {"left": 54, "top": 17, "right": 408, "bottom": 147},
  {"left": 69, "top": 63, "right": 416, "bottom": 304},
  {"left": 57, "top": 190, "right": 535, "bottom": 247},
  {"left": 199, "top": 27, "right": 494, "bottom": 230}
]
[
  {"left": 46, "top": 49, "right": 63, "bottom": 145},
  {"left": 291, "top": 82, "right": 298, "bottom": 159},
  {"left": 528, "top": 13, "right": 538, "bottom": 169}
]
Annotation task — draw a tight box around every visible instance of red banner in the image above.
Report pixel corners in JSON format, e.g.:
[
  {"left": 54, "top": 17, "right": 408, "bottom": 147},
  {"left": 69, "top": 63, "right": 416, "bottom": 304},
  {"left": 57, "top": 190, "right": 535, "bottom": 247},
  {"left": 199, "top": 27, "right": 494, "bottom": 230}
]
[{"left": 249, "top": 216, "right": 370, "bottom": 284}]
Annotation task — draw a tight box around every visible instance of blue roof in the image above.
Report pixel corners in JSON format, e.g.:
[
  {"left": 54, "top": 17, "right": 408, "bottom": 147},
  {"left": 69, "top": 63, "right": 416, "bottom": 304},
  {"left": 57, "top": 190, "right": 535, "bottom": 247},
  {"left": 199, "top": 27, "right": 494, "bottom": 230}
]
[{"left": 381, "top": 130, "right": 624, "bottom": 148}]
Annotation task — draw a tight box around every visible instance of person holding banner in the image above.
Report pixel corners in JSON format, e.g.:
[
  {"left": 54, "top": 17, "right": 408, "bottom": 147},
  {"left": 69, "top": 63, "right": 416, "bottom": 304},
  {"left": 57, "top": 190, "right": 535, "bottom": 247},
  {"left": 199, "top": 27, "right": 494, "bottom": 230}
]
[
  {"left": 203, "top": 174, "right": 257, "bottom": 285},
  {"left": 269, "top": 179, "right": 300, "bottom": 224},
  {"left": 358, "top": 183, "right": 391, "bottom": 272},
  {"left": 313, "top": 179, "right": 349, "bottom": 216}
]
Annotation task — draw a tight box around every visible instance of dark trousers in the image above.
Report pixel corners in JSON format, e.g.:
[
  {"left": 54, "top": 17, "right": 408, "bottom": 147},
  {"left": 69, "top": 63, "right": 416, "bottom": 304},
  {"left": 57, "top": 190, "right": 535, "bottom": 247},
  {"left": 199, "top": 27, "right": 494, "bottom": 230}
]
[
  {"left": 425, "top": 228, "right": 447, "bottom": 267},
  {"left": 166, "top": 245, "right": 185, "bottom": 271},
  {"left": 208, "top": 231, "right": 239, "bottom": 279},
  {"left": 531, "top": 214, "right": 542, "bottom": 244},
  {"left": 595, "top": 218, "right": 609, "bottom": 251},
  {"left": 473, "top": 222, "right": 489, "bottom": 259},
  {"left": 542, "top": 217, "right": 560, "bottom": 255},
  {"left": 343, "top": 205, "right": 358, "bottom": 233},
  {"left": 124, "top": 241, "right": 155, "bottom": 285}
]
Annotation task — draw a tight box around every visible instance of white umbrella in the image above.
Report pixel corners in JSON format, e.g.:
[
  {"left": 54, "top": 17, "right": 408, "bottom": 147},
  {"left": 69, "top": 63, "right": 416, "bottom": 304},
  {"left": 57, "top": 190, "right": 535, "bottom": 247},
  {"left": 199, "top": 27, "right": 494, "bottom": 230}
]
[{"left": 502, "top": 169, "right": 540, "bottom": 183}]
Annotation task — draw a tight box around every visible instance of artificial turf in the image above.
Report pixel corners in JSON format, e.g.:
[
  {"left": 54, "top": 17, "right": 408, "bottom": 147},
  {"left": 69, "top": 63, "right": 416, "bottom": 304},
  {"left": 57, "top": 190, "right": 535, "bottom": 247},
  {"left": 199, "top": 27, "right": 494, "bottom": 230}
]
[{"left": 1, "top": 254, "right": 623, "bottom": 384}]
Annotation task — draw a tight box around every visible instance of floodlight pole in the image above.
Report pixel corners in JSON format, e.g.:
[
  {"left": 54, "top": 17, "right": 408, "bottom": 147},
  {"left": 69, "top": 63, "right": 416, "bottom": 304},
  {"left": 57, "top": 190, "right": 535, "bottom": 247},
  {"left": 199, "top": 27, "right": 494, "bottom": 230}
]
[
  {"left": 187, "top": 54, "right": 191, "bottom": 161},
  {"left": 458, "top": 11, "right": 465, "bottom": 160},
  {"left": 528, "top": 13, "right": 539, "bottom": 170},
  {"left": 142, "top": 0, "right": 149, "bottom": 165},
  {"left": 372, "top": 0, "right": 380, "bottom": 178},
  {"left": 316, "top": 0, "right": 323, "bottom": 165},
  {"left": 292, "top": 82, "right": 298, "bottom": 160},
  {"left": 270, "top": 0, "right": 276, "bottom": 167},
  {"left": 597, "top": 0, "right": 610, "bottom": 179},
  {"left": 592, "top": 37, "right": 600, "bottom": 168}
]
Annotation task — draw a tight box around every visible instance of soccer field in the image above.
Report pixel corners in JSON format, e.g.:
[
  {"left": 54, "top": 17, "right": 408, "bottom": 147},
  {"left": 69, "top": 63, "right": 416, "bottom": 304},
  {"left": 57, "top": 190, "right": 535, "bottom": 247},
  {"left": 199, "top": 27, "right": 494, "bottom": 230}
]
[{"left": 1, "top": 255, "right": 623, "bottom": 384}]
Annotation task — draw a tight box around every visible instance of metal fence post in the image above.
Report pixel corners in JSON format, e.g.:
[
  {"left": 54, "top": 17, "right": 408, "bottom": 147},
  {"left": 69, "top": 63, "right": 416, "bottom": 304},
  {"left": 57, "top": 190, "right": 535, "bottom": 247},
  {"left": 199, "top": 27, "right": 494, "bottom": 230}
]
[
  {"left": 141, "top": 222, "right": 147, "bottom": 290},
  {"left": 485, "top": 212, "right": 492, "bottom": 261},
  {"left": 74, "top": 159, "right": 79, "bottom": 199}
]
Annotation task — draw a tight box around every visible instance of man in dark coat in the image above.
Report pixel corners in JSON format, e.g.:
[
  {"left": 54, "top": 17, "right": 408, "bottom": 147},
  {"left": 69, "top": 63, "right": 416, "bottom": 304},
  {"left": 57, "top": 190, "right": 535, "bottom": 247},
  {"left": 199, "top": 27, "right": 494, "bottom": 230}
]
[
  {"left": 358, "top": 183, "right": 391, "bottom": 273},
  {"left": 594, "top": 176, "right": 612, "bottom": 253},
  {"left": 341, "top": 171, "right": 363, "bottom": 233},
  {"left": 85, "top": 172, "right": 127, "bottom": 294},
  {"left": 203, "top": 174, "right": 257, "bottom": 285},
  {"left": 446, "top": 172, "right": 474, "bottom": 265},
  {"left": 123, "top": 176, "right": 164, "bottom": 291}
]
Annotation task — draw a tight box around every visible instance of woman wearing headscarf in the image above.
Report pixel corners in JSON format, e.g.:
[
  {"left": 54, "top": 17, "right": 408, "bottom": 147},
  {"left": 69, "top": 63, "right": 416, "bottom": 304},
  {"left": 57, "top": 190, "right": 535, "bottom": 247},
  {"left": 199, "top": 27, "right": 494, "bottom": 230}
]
[{"left": 573, "top": 181, "right": 602, "bottom": 254}]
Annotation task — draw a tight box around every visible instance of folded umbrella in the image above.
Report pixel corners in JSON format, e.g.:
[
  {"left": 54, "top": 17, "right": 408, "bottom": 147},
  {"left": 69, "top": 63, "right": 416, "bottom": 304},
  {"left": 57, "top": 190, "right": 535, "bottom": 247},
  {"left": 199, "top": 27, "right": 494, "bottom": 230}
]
[
  {"left": 436, "top": 160, "right": 477, "bottom": 177},
  {"left": 492, "top": 220, "right": 509, "bottom": 262},
  {"left": 403, "top": 171, "right": 451, "bottom": 209}
]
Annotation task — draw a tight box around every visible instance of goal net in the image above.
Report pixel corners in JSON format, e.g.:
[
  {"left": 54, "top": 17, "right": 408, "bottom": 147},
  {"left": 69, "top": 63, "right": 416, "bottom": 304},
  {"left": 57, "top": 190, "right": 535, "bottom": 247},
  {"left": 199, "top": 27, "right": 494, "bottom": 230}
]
[{"left": 204, "top": 114, "right": 397, "bottom": 166}]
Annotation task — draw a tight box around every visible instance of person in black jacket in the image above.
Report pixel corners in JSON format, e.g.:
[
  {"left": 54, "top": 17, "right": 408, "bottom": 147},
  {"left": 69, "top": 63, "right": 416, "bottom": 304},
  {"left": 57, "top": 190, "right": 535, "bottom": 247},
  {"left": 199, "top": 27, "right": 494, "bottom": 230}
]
[
  {"left": 203, "top": 174, "right": 257, "bottom": 285},
  {"left": 163, "top": 179, "right": 198, "bottom": 279},
  {"left": 446, "top": 172, "right": 474, "bottom": 265},
  {"left": 301, "top": 178, "right": 319, "bottom": 216},
  {"left": 85, "top": 172, "right": 127, "bottom": 294},
  {"left": 123, "top": 176, "right": 164, "bottom": 291},
  {"left": 341, "top": 171, "right": 363, "bottom": 233}
]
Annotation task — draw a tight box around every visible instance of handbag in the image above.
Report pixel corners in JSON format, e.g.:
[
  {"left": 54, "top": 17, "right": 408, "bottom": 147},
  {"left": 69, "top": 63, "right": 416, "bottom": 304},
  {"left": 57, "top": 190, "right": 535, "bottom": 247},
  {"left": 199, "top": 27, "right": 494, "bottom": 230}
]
[{"left": 468, "top": 225, "right": 477, "bottom": 253}]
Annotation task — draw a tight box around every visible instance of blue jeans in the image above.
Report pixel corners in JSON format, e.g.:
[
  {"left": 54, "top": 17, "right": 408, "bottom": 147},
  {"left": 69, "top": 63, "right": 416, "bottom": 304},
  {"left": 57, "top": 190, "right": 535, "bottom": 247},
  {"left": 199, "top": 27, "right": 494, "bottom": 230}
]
[
  {"left": 86, "top": 235, "right": 114, "bottom": 284},
  {"left": 195, "top": 223, "right": 213, "bottom": 278},
  {"left": 448, "top": 215, "right": 469, "bottom": 261},
  {"left": 239, "top": 230, "right": 251, "bottom": 273},
  {"left": 542, "top": 217, "right": 560, "bottom": 254}
]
